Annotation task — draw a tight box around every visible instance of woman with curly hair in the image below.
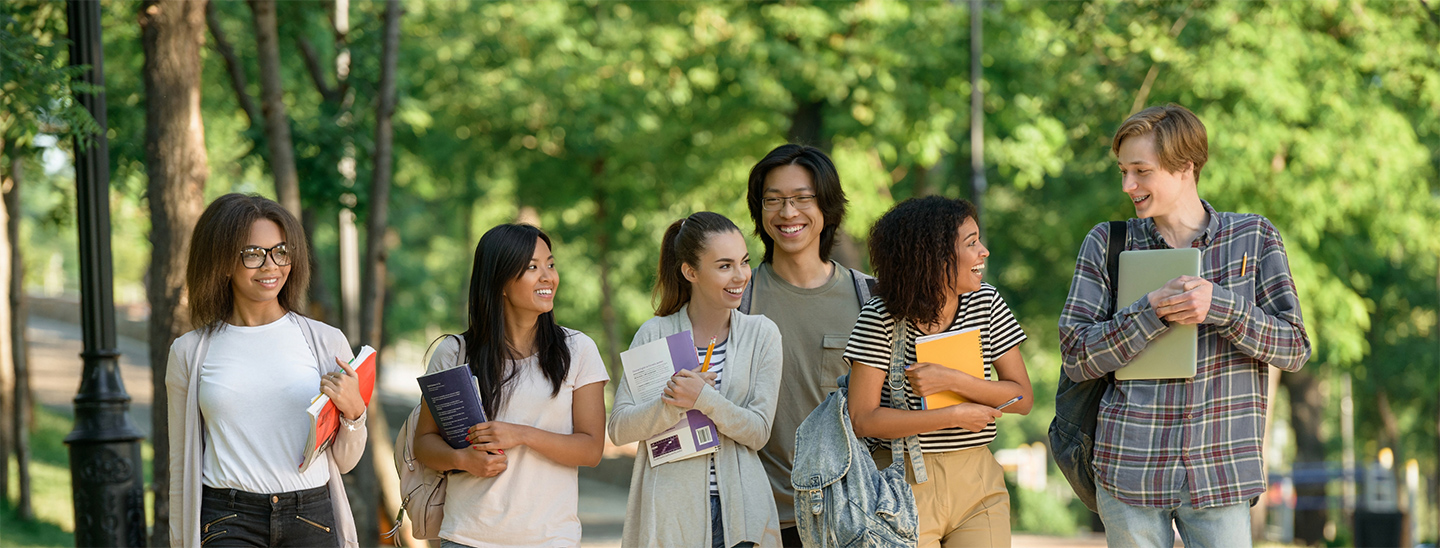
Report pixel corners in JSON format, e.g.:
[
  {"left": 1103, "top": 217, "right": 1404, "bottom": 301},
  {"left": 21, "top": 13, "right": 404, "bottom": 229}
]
[{"left": 844, "top": 196, "right": 1033, "bottom": 547}]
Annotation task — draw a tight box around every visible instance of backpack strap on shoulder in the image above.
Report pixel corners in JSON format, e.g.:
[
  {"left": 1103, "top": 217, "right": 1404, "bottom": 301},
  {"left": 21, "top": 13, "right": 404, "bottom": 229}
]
[
  {"left": 738, "top": 274, "right": 756, "bottom": 315},
  {"left": 850, "top": 268, "right": 877, "bottom": 307},
  {"left": 1106, "top": 221, "right": 1126, "bottom": 319},
  {"left": 885, "top": 318, "right": 928, "bottom": 483}
]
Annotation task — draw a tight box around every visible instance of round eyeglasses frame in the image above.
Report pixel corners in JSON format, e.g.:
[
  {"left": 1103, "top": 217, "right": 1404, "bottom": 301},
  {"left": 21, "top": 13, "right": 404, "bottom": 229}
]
[{"left": 239, "top": 243, "right": 292, "bottom": 269}]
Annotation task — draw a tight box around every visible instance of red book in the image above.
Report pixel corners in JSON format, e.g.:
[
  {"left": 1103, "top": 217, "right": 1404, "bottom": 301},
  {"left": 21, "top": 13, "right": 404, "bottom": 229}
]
[{"left": 300, "top": 345, "right": 377, "bottom": 472}]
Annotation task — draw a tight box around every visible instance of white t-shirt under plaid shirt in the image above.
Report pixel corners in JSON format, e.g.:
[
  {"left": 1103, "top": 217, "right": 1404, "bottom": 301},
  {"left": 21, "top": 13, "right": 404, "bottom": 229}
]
[{"left": 842, "top": 284, "right": 1027, "bottom": 452}]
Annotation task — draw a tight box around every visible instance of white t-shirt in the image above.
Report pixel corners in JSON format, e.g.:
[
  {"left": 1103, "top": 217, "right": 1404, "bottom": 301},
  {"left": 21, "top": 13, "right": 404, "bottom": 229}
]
[
  {"left": 198, "top": 316, "right": 331, "bottom": 493},
  {"left": 428, "top": 328, "right": 610, "bottom": 548}
]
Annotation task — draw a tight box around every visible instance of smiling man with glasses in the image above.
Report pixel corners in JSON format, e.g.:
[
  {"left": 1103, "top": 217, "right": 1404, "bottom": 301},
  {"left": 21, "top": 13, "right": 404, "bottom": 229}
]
[{"left": 740, "top": 144, "right": 876, "bottom": 546}]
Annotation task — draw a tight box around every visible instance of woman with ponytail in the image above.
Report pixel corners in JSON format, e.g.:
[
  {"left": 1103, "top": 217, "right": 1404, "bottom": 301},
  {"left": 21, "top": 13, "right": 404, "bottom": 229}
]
[
  {"left": 411, "top": 224, "right": 610, "bottom": 547},
  {"left": 609, "top": 212, "right": 783, "bottom": 548}
]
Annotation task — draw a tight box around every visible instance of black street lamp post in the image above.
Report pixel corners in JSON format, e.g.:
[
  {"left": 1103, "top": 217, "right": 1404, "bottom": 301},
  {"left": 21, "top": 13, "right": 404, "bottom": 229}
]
[{"left": 62, "top": 1, "right": 147, "bottom": 546}]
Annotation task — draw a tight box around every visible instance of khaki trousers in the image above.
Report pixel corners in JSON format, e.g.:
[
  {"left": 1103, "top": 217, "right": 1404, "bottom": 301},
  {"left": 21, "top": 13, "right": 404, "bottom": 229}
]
[{"left": 873, "top": 445, "right": 1011, "bottom": 548}]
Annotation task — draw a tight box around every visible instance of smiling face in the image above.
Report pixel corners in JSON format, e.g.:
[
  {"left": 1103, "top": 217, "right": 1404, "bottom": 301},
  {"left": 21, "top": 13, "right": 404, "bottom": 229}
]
[
  {"left": 1118, "top": 132, "right": 1195, "bottom": 220},
  {"left": 954, "top": 216, "right": 989, "bottom": 294},
  {"left": 230, "top": 218, "right": 291, "bottom": 309},
  {"left": 682, "top": 230, "right": 752, "bottom": 311},
  {"left": 502, "top": 237, "right": 558, "bottom": 320},
  {"left": 761, "top": 164, "right": 826, "bottom": 262}
]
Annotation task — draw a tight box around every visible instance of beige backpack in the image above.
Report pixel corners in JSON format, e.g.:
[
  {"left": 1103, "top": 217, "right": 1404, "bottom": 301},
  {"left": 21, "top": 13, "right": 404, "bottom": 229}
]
[{"left": 386, "top": 336, "right": 461, "bottom": 540}]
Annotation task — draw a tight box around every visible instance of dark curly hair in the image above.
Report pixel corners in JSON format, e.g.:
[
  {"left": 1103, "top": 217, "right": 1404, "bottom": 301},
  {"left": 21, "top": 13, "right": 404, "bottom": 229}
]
[
  {"left": 745, "top": 144, "right": 848, "bottom": 264},
  {"left": 868, "top": 196, "right": 978, "bottom": 326}
]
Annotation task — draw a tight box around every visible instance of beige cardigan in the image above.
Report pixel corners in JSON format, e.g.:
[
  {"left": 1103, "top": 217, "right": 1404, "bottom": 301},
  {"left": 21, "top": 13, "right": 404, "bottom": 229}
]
[
  {"left": 608, "top": 306, "right": 783, "bottom": 547},
  {"left": 166, "top": 313, "right": 367, "bottom": 548}
]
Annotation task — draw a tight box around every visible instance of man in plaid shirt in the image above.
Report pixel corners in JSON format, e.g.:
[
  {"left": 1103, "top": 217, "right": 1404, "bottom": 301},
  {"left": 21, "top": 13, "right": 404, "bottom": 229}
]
[{"left": 1059, "top": 104, "right": 1311, "bottom": 547}]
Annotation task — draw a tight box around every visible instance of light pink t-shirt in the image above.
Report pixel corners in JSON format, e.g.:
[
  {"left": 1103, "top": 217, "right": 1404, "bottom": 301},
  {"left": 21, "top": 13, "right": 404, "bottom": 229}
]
[{"left": 425, "top": 329, "right": 609, "bottom": 548}]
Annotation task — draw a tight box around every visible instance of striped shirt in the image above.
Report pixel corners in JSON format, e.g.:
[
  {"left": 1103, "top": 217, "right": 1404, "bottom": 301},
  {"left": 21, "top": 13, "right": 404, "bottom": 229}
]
[
  {"left": 1058, "top": 200, "right": 1311, "bottom": 509},
  {"left": 843, "top": 284, "right": 1027, "bottom": 453},
  {"left": 699, "top": 341, "right": 727, "bottom": 496}
]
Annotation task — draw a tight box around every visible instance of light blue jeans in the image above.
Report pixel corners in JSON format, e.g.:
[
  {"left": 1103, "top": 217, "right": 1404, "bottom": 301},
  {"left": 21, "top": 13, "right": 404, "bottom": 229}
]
[{"left": 1095, "top": 485, "right": 1252, "bottom": 548}]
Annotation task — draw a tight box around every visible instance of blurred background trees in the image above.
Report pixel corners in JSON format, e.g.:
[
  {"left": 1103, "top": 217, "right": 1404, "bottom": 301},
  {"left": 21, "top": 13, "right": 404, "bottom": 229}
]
[{"left": 3, "top": 0, "right": 1438, "bottom": 544}]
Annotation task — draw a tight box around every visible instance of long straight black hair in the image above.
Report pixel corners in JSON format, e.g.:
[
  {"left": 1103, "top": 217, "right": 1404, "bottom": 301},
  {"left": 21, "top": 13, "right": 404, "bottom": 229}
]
[{"left": 463, "top": 224, "right": 571, "bottom": 420}]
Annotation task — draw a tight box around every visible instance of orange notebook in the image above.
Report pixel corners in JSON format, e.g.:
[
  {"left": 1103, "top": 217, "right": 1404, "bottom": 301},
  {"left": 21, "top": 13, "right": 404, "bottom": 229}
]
[
  {"left": 915, "top": 327, "right": 983, "bottom": 410},
  {"left": 300, "top": 345, "right": 377, "bottom": 472}
]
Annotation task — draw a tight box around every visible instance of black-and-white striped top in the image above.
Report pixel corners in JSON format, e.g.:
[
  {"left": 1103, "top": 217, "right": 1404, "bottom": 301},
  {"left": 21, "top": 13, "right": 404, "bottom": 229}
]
[
  {"left": 698, "top": 340, "right": 727, "bottom": 495},
  {"left": 842, "top": 284, "right": 1026, "bottom": 453}
]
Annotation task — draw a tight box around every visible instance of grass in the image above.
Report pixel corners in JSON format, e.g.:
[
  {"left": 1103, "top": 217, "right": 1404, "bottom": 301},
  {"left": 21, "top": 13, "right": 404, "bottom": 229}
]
[{"left": 1, "top": 406, "right": 154, "bottom": 548}]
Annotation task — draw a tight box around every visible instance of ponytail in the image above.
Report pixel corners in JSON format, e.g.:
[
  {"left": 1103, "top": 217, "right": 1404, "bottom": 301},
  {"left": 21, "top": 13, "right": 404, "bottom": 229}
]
[{"left": 653, "top": 212, "right": 741, "bottom": 316}]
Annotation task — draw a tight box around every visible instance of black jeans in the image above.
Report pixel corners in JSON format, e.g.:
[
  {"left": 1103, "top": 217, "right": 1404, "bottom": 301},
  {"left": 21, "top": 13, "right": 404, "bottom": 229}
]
[
  {"left": 710, "top": 494, "right": 757, "bottom": 548},
  {"left": 200, "top": 485, "right": 338, "bottom": 547}
]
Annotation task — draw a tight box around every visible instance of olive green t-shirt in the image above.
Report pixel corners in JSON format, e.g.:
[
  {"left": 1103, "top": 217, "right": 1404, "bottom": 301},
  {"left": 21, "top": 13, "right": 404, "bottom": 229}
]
[{"left": 750, "top": 261, "right": 864, "bottom": 528}]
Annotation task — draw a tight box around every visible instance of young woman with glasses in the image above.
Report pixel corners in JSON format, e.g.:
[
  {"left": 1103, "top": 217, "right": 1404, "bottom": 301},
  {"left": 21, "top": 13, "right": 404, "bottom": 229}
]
[
  {"left": 411, "top": 224, "right": 609, "bottom": 548},
  {"left": 166, "top": 194, "right": 367, "bottom": 548},
  {"left": 609, "top": 212, "right": 784, "bottom": 548}
]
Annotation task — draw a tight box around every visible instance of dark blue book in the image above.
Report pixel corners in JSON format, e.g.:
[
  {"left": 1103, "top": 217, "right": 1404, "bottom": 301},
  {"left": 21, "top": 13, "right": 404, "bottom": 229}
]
[{"left": 417, "top": 366, "right": 488, "bottom": 449}]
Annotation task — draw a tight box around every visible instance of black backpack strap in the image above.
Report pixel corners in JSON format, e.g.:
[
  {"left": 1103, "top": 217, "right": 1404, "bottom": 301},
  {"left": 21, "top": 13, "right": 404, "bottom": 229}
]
[
  {"left": 738, "top": 274, "right": 756, "bottom": 315},
  {"left": 1105, "top": 221, "right": 1126, "bottom": 320},
  {"left": 849, "top": 267, "right": 876, "bottom": 307}
]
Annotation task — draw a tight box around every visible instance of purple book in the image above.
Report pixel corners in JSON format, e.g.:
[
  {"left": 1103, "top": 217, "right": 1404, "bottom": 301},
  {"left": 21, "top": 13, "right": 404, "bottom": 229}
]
[
  {"left": 663, "top": 331, "right": 720, "bottom": 454},
  {"left": 417, "top": 365, "right": 488, "bottom": 449},
  {"left": 621, "top": 330, "right": 721, "bottom": 464}
]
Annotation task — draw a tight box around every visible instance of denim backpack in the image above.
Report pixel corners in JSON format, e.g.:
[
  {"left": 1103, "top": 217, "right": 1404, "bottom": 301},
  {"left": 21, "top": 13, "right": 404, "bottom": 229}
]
[
  {"left": 791, "top": 319, "right": 922, "bottom": 547},
  {"left": 1048, "top": 220, "right": 1125, "bottom": 513}
]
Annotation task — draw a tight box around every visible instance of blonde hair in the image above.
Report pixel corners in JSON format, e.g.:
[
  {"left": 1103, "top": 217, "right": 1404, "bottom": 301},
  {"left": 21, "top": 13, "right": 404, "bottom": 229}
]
[{"left": 1112, "top": 104, "right": 1209, "bottom": 184}]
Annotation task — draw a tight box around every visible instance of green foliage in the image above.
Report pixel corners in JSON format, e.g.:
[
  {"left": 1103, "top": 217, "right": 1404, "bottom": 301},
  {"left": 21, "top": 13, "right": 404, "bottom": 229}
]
[
  {"left": 0, "top": 1, "right": 99, "bottom": 150},
  {"left": 16, "top": 0, "right": 1440, "bottom": 481}
]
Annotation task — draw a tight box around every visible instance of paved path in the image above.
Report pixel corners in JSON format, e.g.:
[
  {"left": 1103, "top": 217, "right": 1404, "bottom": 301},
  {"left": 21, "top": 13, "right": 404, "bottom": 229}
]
[{"left": 26, "top": 314, "right": 1104, "bottom": 548}]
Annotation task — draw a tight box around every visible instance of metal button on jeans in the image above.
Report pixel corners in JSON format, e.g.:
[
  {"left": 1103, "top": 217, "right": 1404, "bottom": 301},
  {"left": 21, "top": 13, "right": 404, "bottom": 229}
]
[{"left": 271, "top": 495, "right": 279, "bottom": 503}]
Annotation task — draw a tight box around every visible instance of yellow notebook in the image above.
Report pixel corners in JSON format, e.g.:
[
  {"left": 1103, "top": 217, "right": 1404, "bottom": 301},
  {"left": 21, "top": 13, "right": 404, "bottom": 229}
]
[{"left": 915, "top": 327, "right": 984, "bottom": 410}]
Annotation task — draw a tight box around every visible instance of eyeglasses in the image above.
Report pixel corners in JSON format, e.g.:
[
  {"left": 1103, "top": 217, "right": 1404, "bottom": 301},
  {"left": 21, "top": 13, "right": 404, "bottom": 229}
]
[
  {"left": 761, "top": 195, "right": 817, "bottom": 211},
  {"left": 239, "top": 243, "right": 292, "bottom": 269}
]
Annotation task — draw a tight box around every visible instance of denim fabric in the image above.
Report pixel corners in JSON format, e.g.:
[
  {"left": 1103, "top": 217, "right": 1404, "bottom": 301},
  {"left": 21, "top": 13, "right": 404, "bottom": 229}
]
[
  {"left": 199, "top": 485, "right": 337, "bottom": 547},
  {"left": 1096, "top": 484, "right": 1252, "bottom": 548},
  {"left": 792, "top": 375, "right": 918, "bottom": 548}
]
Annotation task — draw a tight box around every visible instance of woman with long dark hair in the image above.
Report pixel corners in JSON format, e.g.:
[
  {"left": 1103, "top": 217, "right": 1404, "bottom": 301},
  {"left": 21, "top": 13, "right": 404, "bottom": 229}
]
[
  {"left": 166, "top": 194, "right": 367, "bottom": 548},
  {"left": 609, "top": 212, "right": 783, "bottom": 548},
  {"left": 844, "top": 196, "right": 1033, "bottom": 547},
  {"left": 412, "top": 224, "right": 609, "bottom": 547}
]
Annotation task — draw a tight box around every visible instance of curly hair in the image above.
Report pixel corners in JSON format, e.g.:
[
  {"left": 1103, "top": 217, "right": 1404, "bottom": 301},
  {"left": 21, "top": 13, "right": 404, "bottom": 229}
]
[{"left": 868, "top": 196, "right": 977, "bottom": 326}]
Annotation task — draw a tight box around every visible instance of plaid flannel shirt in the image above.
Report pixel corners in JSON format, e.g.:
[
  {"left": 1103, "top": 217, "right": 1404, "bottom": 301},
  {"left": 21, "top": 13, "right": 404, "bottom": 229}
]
[{"left": 1058, "top": 200, "right": 1311, "bottom": 509}]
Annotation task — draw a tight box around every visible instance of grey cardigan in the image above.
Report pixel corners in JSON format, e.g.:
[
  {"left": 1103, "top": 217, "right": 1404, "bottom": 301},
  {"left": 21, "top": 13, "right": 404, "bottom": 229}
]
[
  {"left": 166, "top": 313, "right": 367, "bottom": 548},
  {"left": 608, "top": 305, "right": 784, "bottom": 548}
]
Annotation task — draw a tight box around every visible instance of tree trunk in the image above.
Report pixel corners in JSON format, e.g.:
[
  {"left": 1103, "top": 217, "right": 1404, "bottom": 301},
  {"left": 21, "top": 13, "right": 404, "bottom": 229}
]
[
  {"left": 0, "top": 141, "right": 12, "bottom": 511},
  {"left": 351, "top": 1, "right": 402, "bottom": 544},
  {"left": 247, "top": 0, "right": 301, "bottom": 219},
  {"left": 141, "top": 1, "right": 210, "bottom": 544},
  {"left": 592, "top": 182, "right": 623, "bottom": 381},
  {"left": 6, "top": 152, "right": 32, "bottom": 520},
  {"left": 787, "top": 99, "right": 828, "bottom": 151},
  {"left": 1282, "top": 368, "right": 1327, "bottom": 546},
  {"left": 301, "top": 210, "right": 337, "bottom": 323}
]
